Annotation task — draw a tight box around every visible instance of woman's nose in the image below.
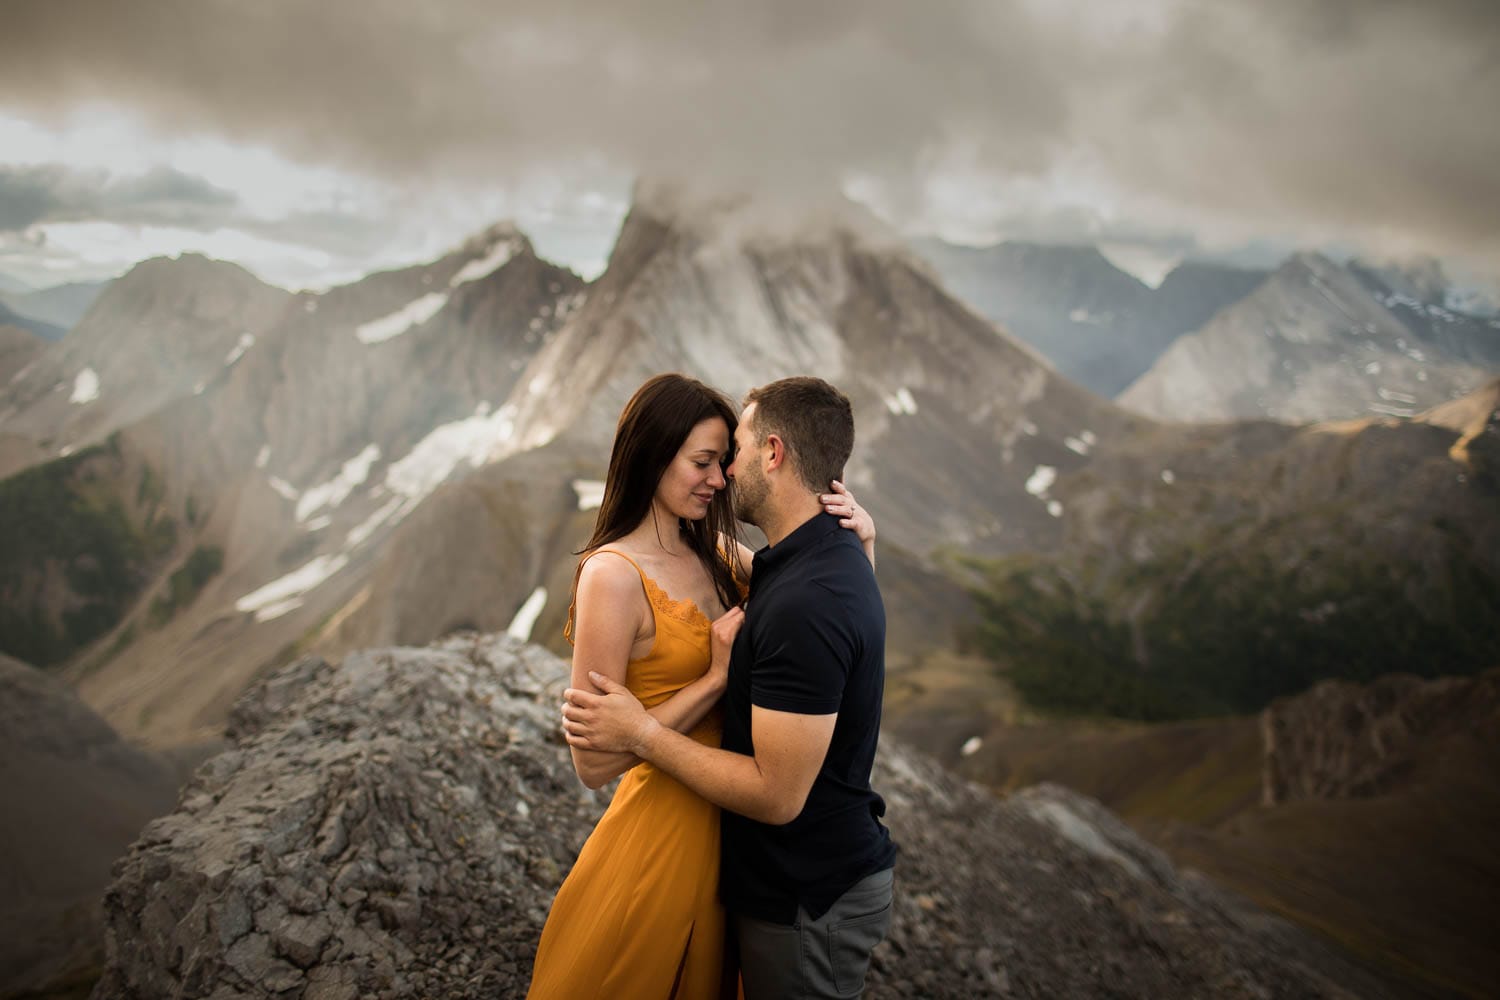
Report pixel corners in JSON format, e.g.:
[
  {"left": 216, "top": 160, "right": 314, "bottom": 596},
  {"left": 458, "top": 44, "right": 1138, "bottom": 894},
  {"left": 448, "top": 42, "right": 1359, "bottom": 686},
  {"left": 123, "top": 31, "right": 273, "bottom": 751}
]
[{"left": 708, "top": 464, "right": 726, "bottom": 489}]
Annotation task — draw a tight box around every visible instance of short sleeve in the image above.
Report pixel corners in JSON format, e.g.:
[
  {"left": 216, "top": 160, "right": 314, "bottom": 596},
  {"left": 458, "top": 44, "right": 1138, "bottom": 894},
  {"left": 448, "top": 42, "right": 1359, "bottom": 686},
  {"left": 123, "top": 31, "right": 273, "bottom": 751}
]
[{"left": 749, "top": 592, "right": 855, "bottom": 715}]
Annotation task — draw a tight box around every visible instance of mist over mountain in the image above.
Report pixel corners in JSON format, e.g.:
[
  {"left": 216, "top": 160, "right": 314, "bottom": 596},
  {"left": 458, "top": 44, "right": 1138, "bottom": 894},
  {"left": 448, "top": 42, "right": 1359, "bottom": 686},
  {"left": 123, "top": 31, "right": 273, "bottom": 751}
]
[
  {"left": 1121, "top": 252, "right": 1500, "bottom": 423},
  {"left": 914, "top": 238, "right": 1268, "bottom": 397}
]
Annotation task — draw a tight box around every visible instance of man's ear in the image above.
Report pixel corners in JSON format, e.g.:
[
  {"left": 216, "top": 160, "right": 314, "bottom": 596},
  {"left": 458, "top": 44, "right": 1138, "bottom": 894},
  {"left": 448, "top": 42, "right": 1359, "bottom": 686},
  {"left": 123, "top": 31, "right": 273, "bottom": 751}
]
[{"left": 764, "top": 434, "right": 785, "bottom": 471}]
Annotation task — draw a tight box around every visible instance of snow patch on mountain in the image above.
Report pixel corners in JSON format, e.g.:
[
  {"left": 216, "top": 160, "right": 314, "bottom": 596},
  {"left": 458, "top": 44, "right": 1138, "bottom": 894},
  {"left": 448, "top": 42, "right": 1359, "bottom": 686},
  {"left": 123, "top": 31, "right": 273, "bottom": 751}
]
[
  {"left": 224, "top": 333, "right": 255, "bottom": 366},
  {"left": 1026, "top": 465, "right": 1057, "bottom": 497},
  {"left": 384, "top": 403, "right": 519, "bottom": 505},
  {"left": 70, "top": 368, "right": 100, "bottom": 404},
  {"left": 235, "top": 553, "right": 350, "bottom": 620},
  {"left": 449, "top": 239, "right": 519, "bottom": 287},
  {"left": 884, "top": 387, "right": 918, "bottom": 416},
  {"left": 345, "top": 496, "right": 405, "bottom": 550},
  {"left": 296, "top": 445, "right": 381, "bottom": 523},
  {"left": 573, "top": 479, "right": 605, "bottom": 511},
  {"left": 505, "top": 587, "right": 548, "bottom": 642},
  {"left": 356, "top": 293, "right": 449, "bottom": 345}
]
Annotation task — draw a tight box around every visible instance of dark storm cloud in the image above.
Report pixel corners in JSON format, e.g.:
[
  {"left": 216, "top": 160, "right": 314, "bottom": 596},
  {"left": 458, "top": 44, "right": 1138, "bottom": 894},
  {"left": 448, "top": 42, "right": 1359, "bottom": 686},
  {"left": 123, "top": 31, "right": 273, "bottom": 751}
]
[
  {"left": 0, "top": 163, "right": 238, "bottom": 231},
  {"left": 2, "top": 0, "right": 1498, "bottom": 262}
]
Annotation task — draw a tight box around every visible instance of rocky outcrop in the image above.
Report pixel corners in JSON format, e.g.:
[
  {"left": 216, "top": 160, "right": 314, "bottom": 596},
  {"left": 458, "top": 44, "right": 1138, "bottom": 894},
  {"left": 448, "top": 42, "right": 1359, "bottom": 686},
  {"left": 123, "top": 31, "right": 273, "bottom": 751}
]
[
  {"left": 1261, "top": 667, "right": 1500, "bottom": 805},
  {"left": 93, "top": 635, "right": 1394, "bottom": 999}
]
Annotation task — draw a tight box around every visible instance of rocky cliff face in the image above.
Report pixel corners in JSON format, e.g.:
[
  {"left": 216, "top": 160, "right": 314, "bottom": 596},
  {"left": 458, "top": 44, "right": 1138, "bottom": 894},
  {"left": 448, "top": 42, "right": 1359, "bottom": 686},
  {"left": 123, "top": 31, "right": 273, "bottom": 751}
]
[
  {"left": 1262, "top": 668, "right": 1500, "bottom": 806},
  {"left": 0, "top": 254, "right": 292, "bottom": 480},
  {"left": 92, "top": 634, "right": 1393, "bottom": 999},
  {"left": 1120, "top": 253, "right": 1500, "bottom": 424},
  {"left": 6, "top": 227, "right": 585, "bottom": 745},
  {"left": 956, "top": 380, "right": 1500, "bottom": 719}
]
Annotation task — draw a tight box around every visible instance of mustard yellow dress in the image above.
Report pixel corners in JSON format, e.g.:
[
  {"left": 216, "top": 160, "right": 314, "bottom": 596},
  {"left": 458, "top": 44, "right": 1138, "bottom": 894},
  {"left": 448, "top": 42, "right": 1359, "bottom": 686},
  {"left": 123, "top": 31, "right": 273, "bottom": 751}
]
[{"left": 528, "top": 550, "right": 733, "bottom": 1000}]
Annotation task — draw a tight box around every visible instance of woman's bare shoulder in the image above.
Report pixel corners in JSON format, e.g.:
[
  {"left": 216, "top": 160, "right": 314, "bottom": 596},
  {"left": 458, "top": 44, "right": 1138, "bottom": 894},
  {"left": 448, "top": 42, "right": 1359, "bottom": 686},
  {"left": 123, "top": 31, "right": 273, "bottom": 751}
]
[{"left": 578, "top": 547, "right": 646, "bottom": 594}]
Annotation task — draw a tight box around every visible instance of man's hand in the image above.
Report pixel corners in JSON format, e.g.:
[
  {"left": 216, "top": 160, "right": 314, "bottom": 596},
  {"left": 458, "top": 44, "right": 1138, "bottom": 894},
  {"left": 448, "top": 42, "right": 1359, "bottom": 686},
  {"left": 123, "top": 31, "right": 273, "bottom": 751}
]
[{"left": 562, "top": 673, "right": 661, "bottom": 754}]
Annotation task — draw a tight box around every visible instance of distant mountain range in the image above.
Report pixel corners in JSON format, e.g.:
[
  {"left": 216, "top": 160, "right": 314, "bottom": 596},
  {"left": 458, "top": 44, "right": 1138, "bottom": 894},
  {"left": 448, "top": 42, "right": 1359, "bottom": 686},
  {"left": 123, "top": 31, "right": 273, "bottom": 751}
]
[
  {"left": 1120, "top": 252, "right": 1500, "bottom": 422},
  {"left": 0, "top": 279, "right": 111, "bottom": 335},
  {"left": 914, "top": 238, "right": 1268, "bottom": 396},
  {"left": 1, "top": 196, "right": 1130, "bottom": 745},
  {"left": 0, "top": 299, "right": 64, "bottom": 343},
  {"left": 0, "top": 195, "right": 1494, "bottom": 757}
]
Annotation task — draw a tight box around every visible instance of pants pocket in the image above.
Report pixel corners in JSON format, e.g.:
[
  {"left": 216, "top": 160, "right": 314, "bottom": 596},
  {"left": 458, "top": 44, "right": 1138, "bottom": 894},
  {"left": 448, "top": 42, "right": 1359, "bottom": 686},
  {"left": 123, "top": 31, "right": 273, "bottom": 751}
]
[{"left": 828, "top": 899, "right": 892, "bottom": 996}]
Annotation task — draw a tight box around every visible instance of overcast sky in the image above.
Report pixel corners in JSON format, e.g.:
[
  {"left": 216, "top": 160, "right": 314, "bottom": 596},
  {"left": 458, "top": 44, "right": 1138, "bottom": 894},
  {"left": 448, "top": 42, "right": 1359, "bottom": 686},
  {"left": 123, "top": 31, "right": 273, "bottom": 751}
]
[{"left": 2, "top": 0, "right": 1497, "bottom": 291}]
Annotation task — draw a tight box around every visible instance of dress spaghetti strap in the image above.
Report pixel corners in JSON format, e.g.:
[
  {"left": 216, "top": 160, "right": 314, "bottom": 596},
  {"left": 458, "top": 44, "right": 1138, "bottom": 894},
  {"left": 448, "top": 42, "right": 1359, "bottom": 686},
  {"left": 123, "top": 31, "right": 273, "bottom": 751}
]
[{"left": 563, "top": 548, "right": 650, "bottom": 645}]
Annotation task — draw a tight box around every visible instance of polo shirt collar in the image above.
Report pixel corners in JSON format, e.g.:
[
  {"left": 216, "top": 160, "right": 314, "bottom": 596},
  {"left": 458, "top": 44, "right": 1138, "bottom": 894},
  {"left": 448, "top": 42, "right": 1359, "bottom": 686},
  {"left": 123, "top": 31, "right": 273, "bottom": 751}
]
[{"left": 750, "top": 511, "right": 843, "bottom": 578}]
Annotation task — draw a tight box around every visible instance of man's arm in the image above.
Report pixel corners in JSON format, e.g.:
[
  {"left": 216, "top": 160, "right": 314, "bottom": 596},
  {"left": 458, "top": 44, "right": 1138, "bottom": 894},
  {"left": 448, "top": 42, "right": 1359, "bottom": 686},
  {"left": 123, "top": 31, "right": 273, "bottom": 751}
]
[{"left": 564, "top": 672, "right": 836, "bottom": 825}]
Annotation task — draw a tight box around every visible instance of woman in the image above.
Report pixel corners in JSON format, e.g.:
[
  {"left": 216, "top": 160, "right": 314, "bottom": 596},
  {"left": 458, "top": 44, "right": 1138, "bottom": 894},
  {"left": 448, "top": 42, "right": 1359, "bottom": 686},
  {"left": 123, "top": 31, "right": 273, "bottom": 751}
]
[{"left": 527, "top": 373, "right": 873, "bottom": 999}]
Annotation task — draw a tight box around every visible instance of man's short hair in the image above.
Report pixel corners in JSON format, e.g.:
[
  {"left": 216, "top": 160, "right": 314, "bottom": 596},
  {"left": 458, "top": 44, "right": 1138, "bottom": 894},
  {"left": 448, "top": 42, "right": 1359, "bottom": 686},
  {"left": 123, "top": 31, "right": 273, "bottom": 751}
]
[{"left": 744, "top": 377, "right": 855, "bottom": 493}]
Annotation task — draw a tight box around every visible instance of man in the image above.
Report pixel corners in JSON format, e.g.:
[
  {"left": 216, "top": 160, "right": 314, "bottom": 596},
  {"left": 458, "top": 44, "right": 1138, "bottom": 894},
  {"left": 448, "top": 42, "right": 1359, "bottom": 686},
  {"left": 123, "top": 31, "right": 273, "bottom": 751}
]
[{"left": 562, "top": 375, "right": 898, "bottom": 999}]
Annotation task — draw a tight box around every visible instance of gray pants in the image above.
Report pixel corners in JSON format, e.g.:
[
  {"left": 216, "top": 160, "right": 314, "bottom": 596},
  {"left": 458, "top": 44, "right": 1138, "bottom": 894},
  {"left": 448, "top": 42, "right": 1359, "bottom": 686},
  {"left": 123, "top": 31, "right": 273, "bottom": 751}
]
[{"left": 734, "top": 868, "right": 894, "bottom": 1000}]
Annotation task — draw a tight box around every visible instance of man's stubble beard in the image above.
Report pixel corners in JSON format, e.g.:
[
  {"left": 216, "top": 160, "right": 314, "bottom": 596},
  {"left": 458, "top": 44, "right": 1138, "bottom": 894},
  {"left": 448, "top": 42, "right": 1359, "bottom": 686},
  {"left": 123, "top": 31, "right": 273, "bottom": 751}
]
[{"left": 732, "top": 466, "right": 770, "bottom": 530}]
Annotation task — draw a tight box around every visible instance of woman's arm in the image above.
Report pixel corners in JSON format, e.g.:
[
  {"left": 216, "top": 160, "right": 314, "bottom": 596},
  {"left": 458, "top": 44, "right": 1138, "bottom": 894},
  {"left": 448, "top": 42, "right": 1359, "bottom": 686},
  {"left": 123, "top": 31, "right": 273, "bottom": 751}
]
[
  {"left": 566, "top": 554, "right": 731, "bottom": 789},
  {"left": 822, "top": 480, "right": 876, "bottom": 570}
]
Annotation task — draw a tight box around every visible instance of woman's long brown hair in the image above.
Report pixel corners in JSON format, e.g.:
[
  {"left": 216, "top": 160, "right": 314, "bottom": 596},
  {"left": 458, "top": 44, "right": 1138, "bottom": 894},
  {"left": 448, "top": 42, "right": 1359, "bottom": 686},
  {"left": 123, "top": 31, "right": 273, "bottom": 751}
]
[{"left": 576, "top": 373, "right": 744, "bottom": 613}]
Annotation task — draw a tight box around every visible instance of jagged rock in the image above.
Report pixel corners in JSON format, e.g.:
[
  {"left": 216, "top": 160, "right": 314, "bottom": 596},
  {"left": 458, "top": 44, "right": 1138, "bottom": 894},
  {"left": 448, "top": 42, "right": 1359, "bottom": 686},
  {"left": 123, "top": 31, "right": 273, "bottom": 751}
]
[
  {"left": 1261, "top": 667, "right": 1500, "bottom": 805},
  {"left": 93, "top": 635, "right": 1394, "bottom": 999}
]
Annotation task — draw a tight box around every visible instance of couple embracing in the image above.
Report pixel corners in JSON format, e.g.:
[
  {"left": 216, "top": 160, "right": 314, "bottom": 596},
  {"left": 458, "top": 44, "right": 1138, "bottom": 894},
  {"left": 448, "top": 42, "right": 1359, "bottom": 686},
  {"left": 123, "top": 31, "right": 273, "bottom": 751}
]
[{"left": 528, "top": 374, "right": 898, "bottom": 999}]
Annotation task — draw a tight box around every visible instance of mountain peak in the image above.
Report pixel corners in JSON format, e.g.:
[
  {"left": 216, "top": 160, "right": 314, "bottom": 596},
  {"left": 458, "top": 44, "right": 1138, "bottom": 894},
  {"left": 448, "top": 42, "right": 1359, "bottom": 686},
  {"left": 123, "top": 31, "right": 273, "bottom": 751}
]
[
  {"left": 457, "top": 220, "right": 528, "bottom": 255},
  {"left": 628, "top": 178, "right": 908, "bottom": 259},
  {"left": 1283, "top": 249, "right": 1342, "bottom": 280},
  {"left": 1349, "top": 255, "right": 1450, "bottom": 306},
  {"left": 120, "top": 252, "right": 278, "bottom": 293}
]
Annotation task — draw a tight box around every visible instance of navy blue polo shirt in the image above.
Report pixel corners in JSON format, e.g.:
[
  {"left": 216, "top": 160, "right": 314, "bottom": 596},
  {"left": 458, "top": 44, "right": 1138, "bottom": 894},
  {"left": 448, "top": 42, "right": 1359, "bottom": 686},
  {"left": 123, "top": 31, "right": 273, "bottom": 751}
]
[{"left": 720, "top": 511, "right": 898, "bottom": 923}]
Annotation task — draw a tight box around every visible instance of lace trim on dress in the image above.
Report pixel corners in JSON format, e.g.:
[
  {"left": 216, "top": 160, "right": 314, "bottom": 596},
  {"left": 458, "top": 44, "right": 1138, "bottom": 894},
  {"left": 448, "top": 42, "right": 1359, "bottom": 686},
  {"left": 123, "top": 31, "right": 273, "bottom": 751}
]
[{"left": 639, "top": 575, "right": 711, "bottom": 632}]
